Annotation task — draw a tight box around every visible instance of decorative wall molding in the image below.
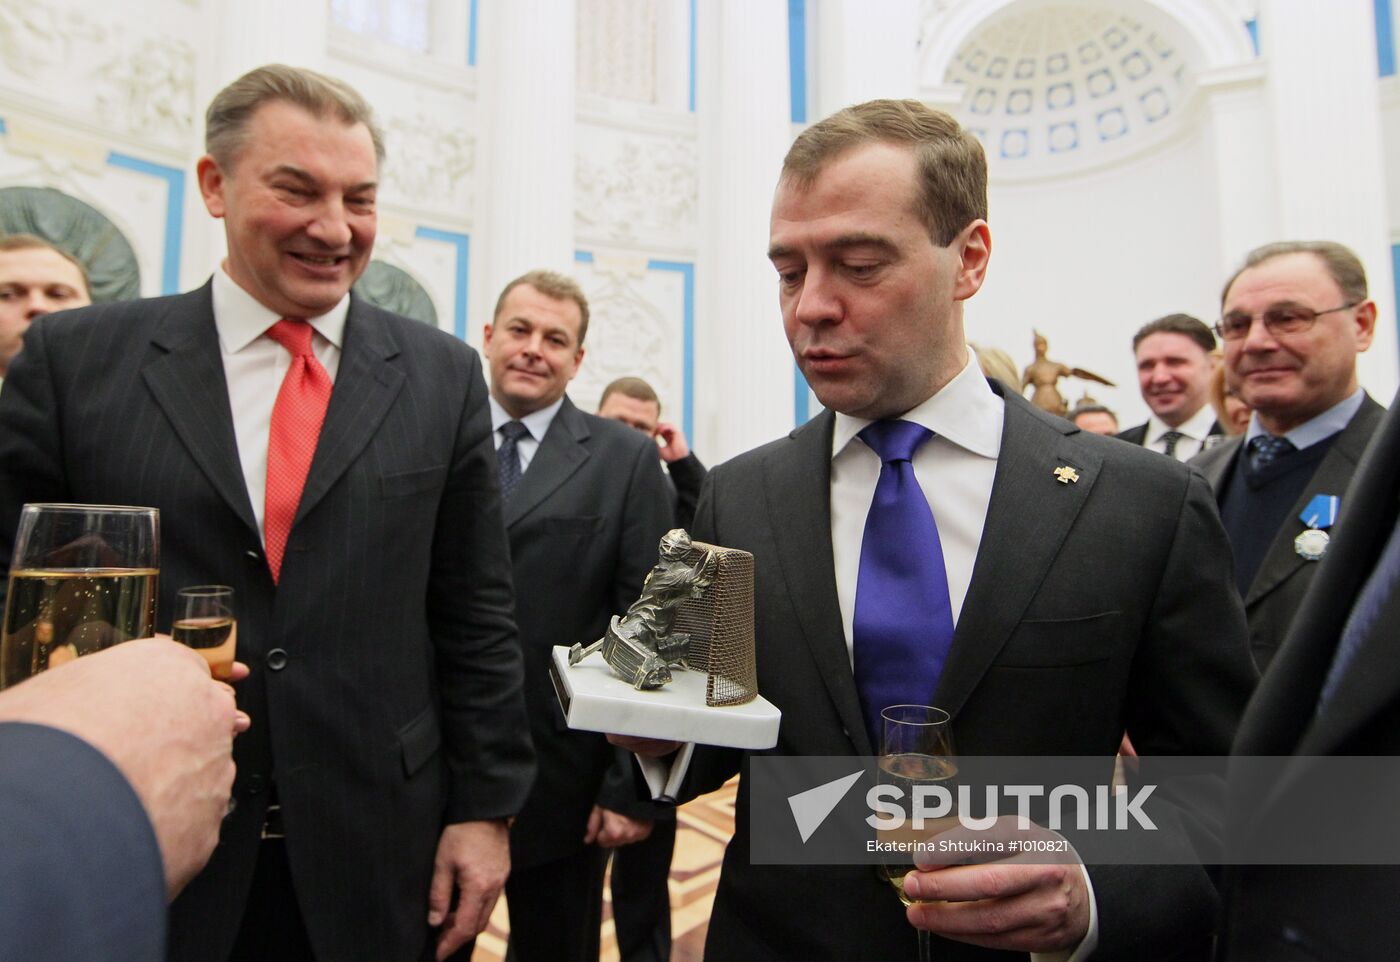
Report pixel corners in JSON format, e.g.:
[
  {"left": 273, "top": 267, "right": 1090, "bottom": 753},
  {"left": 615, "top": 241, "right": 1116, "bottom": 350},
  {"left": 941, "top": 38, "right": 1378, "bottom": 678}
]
[
  {"left": 380, "top": 113, "right": 475, "bottom": 216},
  {"left": 576, "top": 133, "right": 698, "bottom": 245},
  {"left": 577, "top": 0, "right": 659, "bottom": 104},
  {"left": 329, "top": 32, "right": 476, "bottom": 95},
  {"left": 0, "top": 0, "right": 195, "bottom": 150}
]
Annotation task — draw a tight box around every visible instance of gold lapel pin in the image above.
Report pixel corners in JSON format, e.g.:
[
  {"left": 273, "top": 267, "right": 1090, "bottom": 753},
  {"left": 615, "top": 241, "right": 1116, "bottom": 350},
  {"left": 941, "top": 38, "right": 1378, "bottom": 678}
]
[{"left": 1053, "top": 465, "right": 1080, "bottom": 485}]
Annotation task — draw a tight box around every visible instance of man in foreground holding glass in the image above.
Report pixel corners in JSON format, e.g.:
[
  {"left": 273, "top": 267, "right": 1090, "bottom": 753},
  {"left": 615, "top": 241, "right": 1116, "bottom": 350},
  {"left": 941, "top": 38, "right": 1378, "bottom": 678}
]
[
  {"left": 0, "top": 65, "right": 533, "bottom": 962},
  {"left": 618, "top": 99, "right": 1256, "bottom": 960}
]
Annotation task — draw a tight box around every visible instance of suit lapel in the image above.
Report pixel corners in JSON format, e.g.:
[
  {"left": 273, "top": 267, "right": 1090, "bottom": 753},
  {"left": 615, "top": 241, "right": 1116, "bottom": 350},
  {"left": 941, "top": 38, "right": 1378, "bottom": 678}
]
[
  {"left": 761, "top": 412, "right": 872, "bottom": 754},
  {"left": 294, "top": 299, "right": 405, "bottom": 527},
  {"left": 1245, "top": 398, "right": 1383, "bottom": 607},
  {"left": 505, "top": 396, "right": 589, "bottom": 528},
  {"left": 1191, "top": 435, "right": 1240, "bottom": 493},
  {"left": 936, "top": 391, "right": 1103, "bottom": 718},
  {"left": 140, "top": 284, "right": 258, "bottom": 536}
]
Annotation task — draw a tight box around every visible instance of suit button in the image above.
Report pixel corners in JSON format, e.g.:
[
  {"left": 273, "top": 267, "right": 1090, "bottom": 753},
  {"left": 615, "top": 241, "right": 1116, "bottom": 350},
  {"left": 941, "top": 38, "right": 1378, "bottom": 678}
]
[
  {"left": 266, "top": 648, "right": 289, "bottom": 671},
  {"left": 244, "top": 774, "right": 266, "bottom": 796}
]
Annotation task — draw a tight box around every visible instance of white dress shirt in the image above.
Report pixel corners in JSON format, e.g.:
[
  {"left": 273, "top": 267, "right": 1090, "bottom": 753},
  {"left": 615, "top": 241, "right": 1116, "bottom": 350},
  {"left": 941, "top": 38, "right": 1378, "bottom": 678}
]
[
  {"left": 488, "top": 395, "right": 564, "bottom": 470},
  {"left": 1144, "top": 405, "right": 1217, "bottom": 461},
  {"left": 830, "top": 355, "right": 1002, "bottom": 661},
  {"left": 1244, "top": 387, "right": 1365, "bottom": 450},
  {"left": 212, "top": 267, "right": 347, "bottom": 542}
]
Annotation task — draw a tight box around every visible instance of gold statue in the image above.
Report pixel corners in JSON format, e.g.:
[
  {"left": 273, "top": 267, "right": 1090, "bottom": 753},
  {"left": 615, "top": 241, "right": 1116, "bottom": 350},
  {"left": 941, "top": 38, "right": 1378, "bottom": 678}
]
[{"left": 1021, "top": 331, "right": 1114, "bottom": 416}]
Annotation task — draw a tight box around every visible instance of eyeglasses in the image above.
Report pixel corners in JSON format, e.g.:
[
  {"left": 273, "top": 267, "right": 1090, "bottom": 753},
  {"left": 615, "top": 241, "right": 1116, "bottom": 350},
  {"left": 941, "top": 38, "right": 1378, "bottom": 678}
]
[{"left": 1214, "top": 301, "right": 1361, "bottom": 341}]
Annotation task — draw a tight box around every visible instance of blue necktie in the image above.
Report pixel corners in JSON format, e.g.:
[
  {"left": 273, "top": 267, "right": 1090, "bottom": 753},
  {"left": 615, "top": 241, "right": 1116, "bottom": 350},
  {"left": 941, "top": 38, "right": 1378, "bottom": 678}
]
[
  {"left": 852, "top": 420, "right": 955, "bottom": 748},
  {"left": 497, "top": 421, "right": 529, "bottom": 500},
  {"left": 1318, "top": 514, "right": 1400, "bottom": 708},
  {"left": 1249, "top": 434, "right": 1296, "bottom": 471}
]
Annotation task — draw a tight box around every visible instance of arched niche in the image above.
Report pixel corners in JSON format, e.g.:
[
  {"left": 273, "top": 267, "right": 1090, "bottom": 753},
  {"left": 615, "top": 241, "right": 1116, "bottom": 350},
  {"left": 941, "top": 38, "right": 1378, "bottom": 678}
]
[
  {"left": 0, "top": 186, "right": 141, "bottom": 302},
  {"left": 353, "top": 260, "right": 439, "bottom": 327}
]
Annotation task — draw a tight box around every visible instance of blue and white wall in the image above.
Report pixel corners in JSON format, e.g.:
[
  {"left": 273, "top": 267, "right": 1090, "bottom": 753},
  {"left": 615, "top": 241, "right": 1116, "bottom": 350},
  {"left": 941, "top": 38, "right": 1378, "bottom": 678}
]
[{"left": 0, "top": 0, "right": 1396, "bottom": 459}]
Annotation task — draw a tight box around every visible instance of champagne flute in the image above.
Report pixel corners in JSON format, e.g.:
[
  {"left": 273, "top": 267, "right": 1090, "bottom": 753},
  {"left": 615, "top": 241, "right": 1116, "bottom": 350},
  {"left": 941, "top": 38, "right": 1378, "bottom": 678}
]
[
  {"left": 878, "top": 704, "right": 956, "bottom": 962},
  {"left": 172, "top": 586, "right": 237, "bottom": 680},
  {"left": 1, "top": 504, "right": 159, "bottom": 689}
]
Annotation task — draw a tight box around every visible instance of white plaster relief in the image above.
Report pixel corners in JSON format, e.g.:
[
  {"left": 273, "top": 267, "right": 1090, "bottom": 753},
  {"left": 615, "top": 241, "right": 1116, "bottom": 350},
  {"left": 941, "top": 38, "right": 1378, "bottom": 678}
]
[
  {"left": 380, "top": 113, "right": 474, "bottom": 215},
  {"left": 0, "top": 0, "right": 194, "bottom": 145},
  {"left": 574, "top": 268, "right": 674, "bottom": 411},
  {"left": 576, "top": 136, "right": 697, "bottom": 241}
]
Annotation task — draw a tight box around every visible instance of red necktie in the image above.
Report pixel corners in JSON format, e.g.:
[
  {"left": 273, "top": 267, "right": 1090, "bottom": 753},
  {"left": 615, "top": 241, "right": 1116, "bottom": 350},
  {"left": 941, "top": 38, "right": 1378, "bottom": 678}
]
[{"left": 264, "top": 320, "right": 332, "bottom": 583}]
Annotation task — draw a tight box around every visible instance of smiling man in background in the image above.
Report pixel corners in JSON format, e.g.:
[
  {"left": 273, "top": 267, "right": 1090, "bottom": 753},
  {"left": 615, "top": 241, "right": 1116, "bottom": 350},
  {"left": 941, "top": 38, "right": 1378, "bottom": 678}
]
[
  {"left": 0, "top": 234, "right": 91, "bottom": 379},
  {"left": 1117, "top": 313, "right": 1220, "bottom": 459},
  {"left": 1192, "top": 240, "right": 1384, "bottom": 674}
]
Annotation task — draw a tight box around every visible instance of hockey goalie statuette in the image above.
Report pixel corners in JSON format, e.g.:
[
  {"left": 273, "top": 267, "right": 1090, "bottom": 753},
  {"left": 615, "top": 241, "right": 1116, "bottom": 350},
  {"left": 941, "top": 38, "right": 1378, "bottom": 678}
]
[{"left": 569, "top": 529, "right": 718, "bottom": 689}]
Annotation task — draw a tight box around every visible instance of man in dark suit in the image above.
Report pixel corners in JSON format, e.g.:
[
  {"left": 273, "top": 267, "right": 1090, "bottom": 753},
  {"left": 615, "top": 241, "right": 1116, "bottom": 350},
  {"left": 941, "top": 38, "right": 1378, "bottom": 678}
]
[
  {"left": 0, "top": 65, "right": 534, "bottom": 962},
  {"left": 0, "top": 639, "right": 245, "bottom": 962},
  {"left": 483, "top": 272, "right": 673, "bottom": 962},
  {"left": 1220, "top": 388, "right": 1400, "bottom": 961},
  {"left": 1191, "top": 240, "right": 1383, "bottom": 673},
  {"left": 1116, "top": 313, "right": 1222, "bottom": 458},
  {"left": 621, "top": 99, "right": 1256, "bottom": 961},
  {"left": 598, "top": 375, "right": 706, "bottom": 534}
]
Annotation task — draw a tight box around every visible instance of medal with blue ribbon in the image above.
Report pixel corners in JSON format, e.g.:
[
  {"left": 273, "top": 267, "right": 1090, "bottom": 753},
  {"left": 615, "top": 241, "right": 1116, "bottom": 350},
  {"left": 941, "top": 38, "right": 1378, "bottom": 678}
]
[{"left": 1294, "top": 493, "right": 1339, "bottom": 561}]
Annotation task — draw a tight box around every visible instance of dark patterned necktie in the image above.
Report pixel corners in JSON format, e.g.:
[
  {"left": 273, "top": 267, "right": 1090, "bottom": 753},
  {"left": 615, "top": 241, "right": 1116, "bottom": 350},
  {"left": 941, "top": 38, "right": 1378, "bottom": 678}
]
[
  {"left": 1160, "top": 431, "right": 1184, "bottom": 458},
  {"left": 497, "top": 421, "right": 529, "bottom": 500},
  {"left": 1249, "top": 434, "right": 1297, "bottom": 471},
  {"left": 852, "top": 420, "right": 955, "bottom": 748}
]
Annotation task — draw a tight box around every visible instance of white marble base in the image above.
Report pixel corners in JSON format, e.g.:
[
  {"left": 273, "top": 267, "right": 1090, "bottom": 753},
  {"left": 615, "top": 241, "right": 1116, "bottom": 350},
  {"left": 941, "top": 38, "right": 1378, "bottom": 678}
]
[{"left": 550, "top": 646, "right": 781, "bottom": 750}]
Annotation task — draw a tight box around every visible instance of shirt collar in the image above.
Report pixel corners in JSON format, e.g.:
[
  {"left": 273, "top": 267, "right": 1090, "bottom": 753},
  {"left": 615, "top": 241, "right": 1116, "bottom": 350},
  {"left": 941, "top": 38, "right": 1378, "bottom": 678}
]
[
  {"left": 832, "top": 353, "right": 1003, "bottom": 461},
  {"left": 1244, "top": 387, "right": 1365, "bottom": 450},
  {"left": 489, "top": 394, "right": 565, "bottom": 441},
  {"left": 1146, "top": 405, "right": 1217, "bottom": 446},
  {"left": 211, "top": 265, "right": 349, "bottom": 353}
]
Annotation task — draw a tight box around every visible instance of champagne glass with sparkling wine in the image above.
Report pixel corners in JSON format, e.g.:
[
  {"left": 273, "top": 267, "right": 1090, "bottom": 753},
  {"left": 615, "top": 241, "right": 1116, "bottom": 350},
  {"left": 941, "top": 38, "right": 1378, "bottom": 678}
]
[
  {"left": 0, "top": 503, "right": 159, "bottom": 689},
  {"left": 172, "top": 585, "right": 236, "bottom": 680},
  {"left": 878, "top": 704, "right": 957, "bottom": 962}
]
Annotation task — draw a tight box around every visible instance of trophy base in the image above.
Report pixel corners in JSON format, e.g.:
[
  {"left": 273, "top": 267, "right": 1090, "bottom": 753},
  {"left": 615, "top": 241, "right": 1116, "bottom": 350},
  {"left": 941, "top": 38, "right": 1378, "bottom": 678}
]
[{"left": 550, "top": 646, "right": 781, "bottom": 750}]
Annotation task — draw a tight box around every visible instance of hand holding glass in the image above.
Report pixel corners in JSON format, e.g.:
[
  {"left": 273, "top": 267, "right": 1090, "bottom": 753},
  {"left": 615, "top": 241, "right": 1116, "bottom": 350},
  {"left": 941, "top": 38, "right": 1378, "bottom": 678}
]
[
  {"left": 878, "top": 704, "right": 956, "bottom": 962},
  {"left": 172, "top": 586, "right": 236, "bottom": 680},
  {"left": 1, "top": 504, "right": 159, "bottom": 689}
]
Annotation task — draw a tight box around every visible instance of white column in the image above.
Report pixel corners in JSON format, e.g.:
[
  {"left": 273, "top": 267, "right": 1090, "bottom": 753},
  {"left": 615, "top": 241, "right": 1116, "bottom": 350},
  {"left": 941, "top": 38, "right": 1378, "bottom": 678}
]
[
  {"left": 815, "top": 0, "right": 920, "bottom": 114},
  {"left": 1199, "top": 63, "right": 1278, "bottom": 274},
  {"left": 1261, "top": 0, "right": 1398, "bottom": 398},
  {"left": 476, "top": 0, "right": 577, "bottom": 324},
  {"left": 695, "top": 0, "right": 793, "bottom": 462}
]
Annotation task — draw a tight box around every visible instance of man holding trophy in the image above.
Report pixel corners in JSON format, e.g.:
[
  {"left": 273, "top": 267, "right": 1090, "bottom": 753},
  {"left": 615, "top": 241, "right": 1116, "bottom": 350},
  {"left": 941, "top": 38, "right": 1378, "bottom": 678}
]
[
  {"left": 618, "top": 100, "right": 1257, "bottom": 960},
  {"left": 0, "top": 65, "right": 534, "bottom": 962}
]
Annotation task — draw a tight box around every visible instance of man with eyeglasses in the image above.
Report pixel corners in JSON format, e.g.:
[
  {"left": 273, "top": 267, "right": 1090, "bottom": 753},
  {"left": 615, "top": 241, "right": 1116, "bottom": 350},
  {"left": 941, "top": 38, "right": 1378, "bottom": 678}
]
[{"left": 1192, "top": 240, "right": 1384, "bottom": 674}]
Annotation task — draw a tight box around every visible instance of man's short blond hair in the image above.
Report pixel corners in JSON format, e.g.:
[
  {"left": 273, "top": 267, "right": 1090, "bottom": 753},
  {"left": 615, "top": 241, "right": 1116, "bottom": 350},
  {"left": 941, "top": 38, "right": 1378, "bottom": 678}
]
[
  {"left": 493, "top": 270, "right": 591, "bottom": 346},
  {"left": 780, "top": 99, "right": 988, "bottom": 246},
  {"left": 205, "top": 63, "right": 386, "bottom": 169},
  {"left": 600, "top": 376, "right": 660, "bottom": 413},
  {"left": 0, "top": 233, "right": 91, "bottom": 297}
]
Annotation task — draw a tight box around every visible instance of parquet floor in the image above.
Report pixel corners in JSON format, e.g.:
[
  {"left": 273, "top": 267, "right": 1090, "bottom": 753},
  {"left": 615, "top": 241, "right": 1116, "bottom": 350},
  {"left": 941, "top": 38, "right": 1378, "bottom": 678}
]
[{"left": 470, "top": 777, "right": 738, "bottom": 962}]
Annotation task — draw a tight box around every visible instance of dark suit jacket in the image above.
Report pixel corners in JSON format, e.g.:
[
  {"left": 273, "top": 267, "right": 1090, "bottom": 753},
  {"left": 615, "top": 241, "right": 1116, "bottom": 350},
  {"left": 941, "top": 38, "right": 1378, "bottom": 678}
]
[
  {"left": 0, "top": 722, "right": 166, "bottom": 962},
  {"left": 1117, "top": 418, "right": 1223, "bottom": 450},
  {"left": 666, "top": 451, "right": 707, "bottom": 531},
  {"left": 1222, "top": 389, "right": 1400, "bottom": 962},
  {"left": 686, "top": 385, "right": 1257, "bottom": 962},
  {"left": 1191, "top": 394, "right": 1385, "bottom": 672},
  {"left": 0, "top": 284, "right": 535, "bottom": 962},
  {"left": 503, "top": 396, "right": 673, "bottom": 871}
]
